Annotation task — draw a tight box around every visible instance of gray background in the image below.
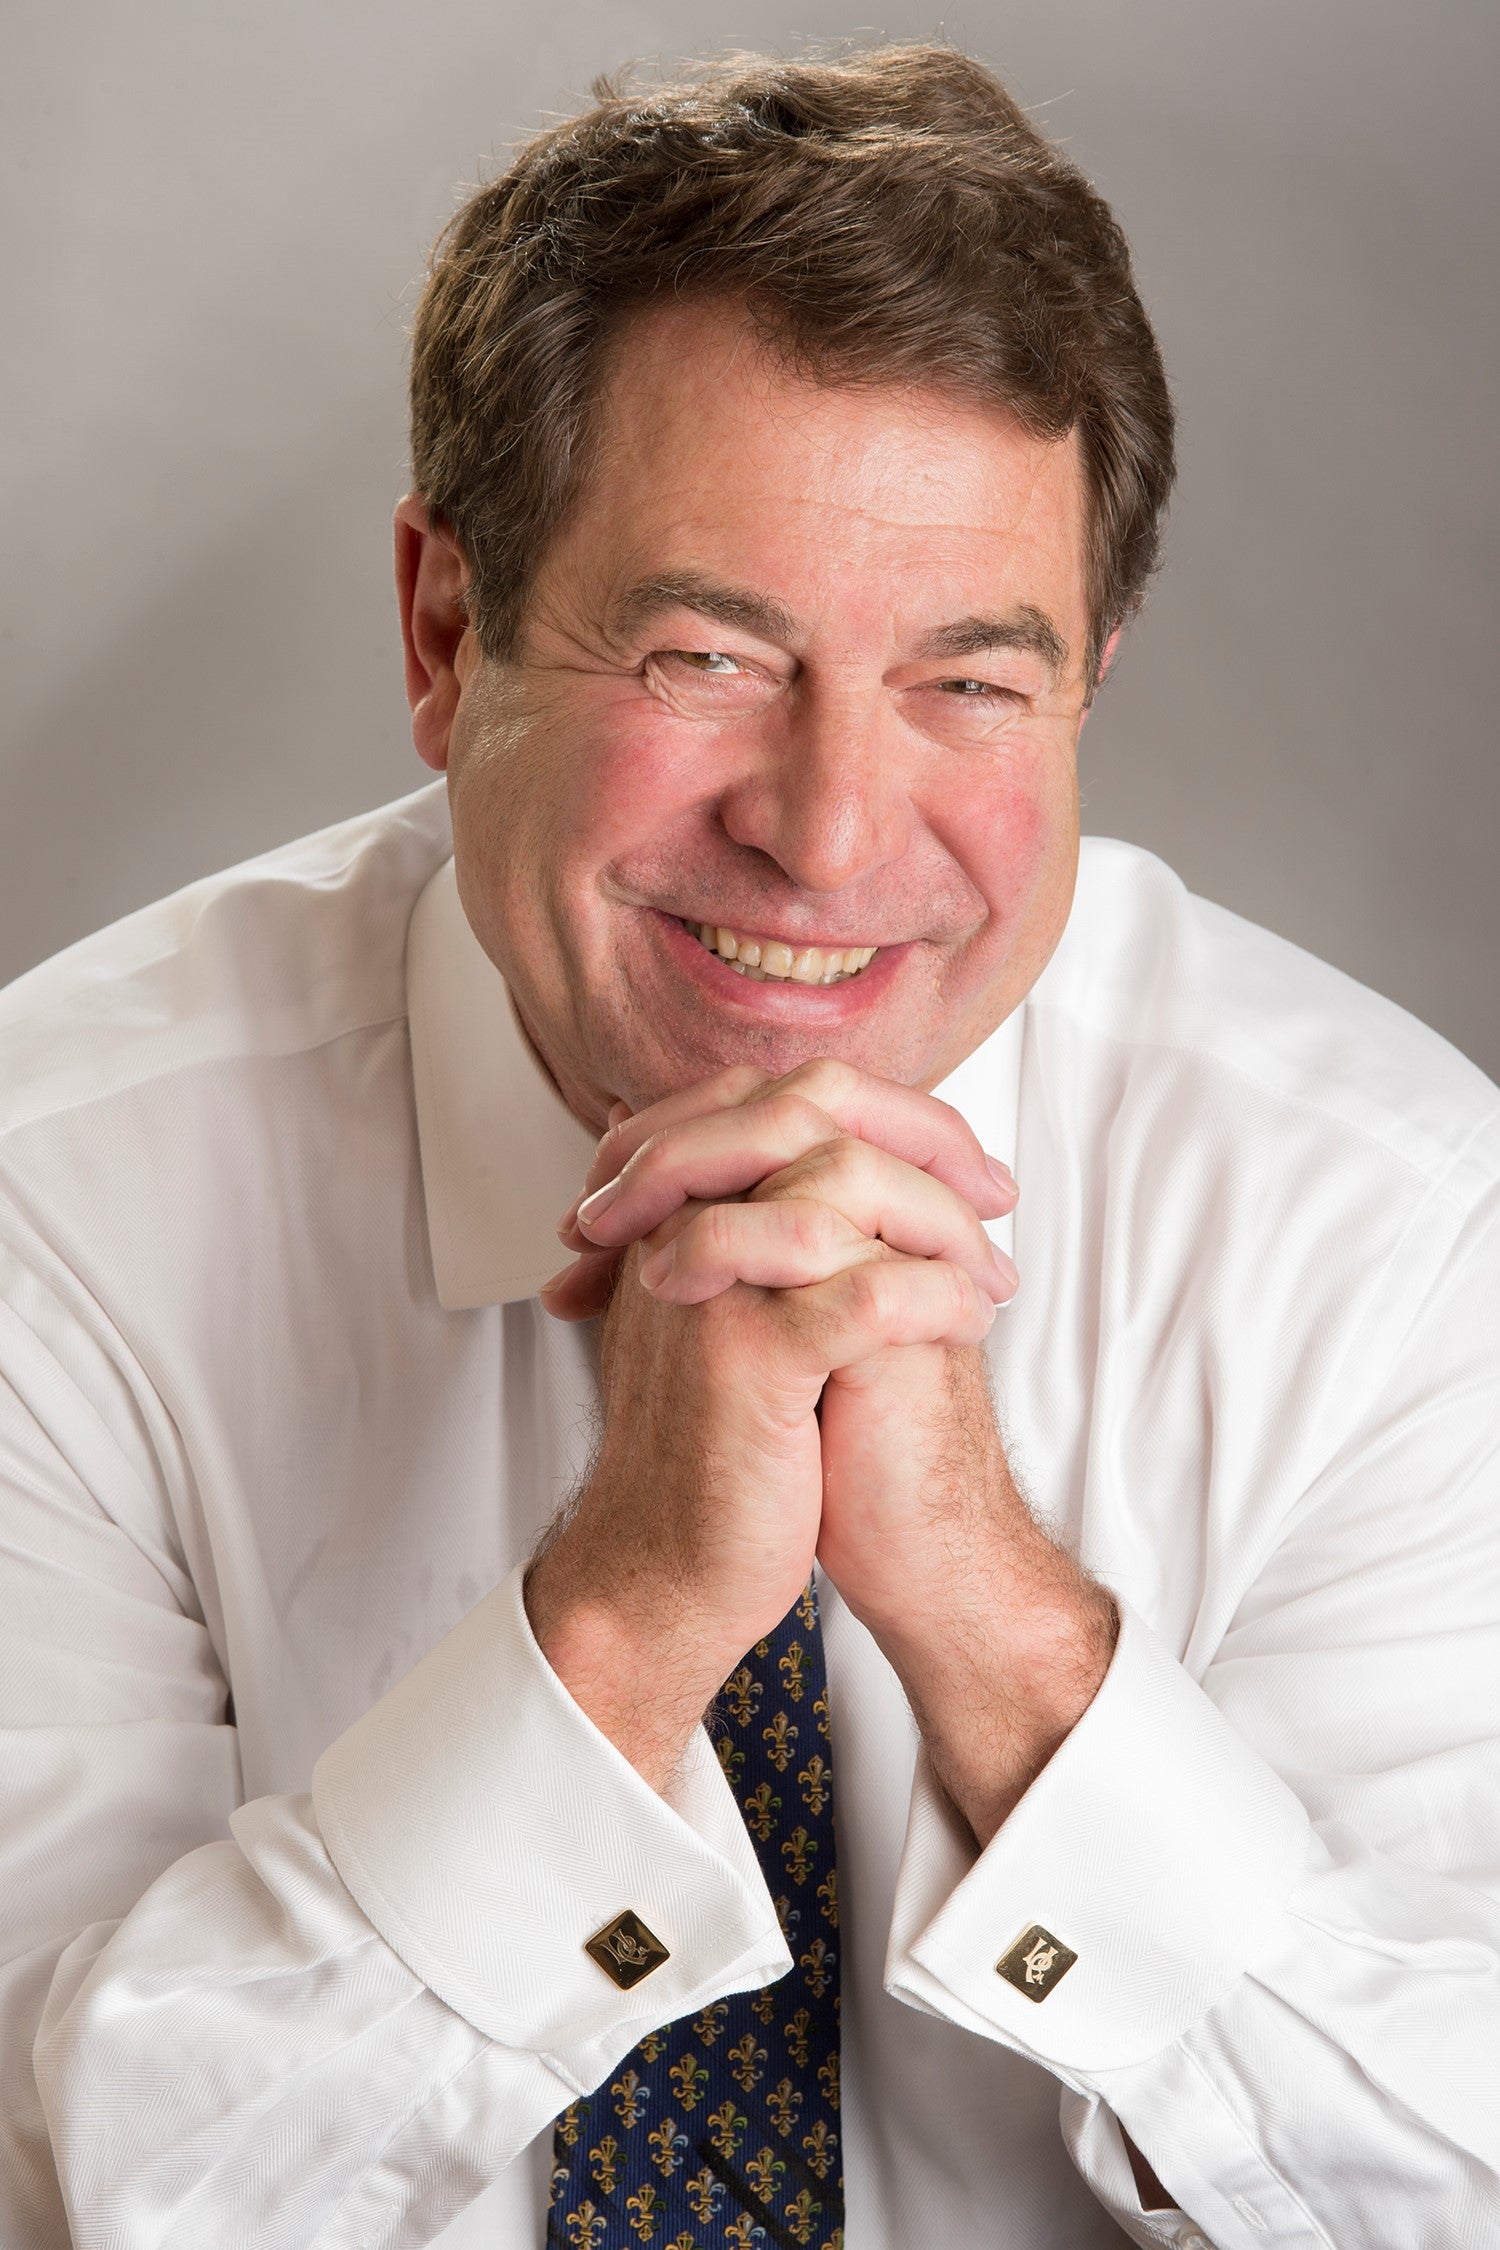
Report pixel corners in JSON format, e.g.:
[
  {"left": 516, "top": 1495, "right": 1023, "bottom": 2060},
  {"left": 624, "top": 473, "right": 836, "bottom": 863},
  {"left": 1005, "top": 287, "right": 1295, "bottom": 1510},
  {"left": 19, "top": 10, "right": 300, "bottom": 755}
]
[{"left": 3, "top": 0, "right": 1496, "bottom": 1073}]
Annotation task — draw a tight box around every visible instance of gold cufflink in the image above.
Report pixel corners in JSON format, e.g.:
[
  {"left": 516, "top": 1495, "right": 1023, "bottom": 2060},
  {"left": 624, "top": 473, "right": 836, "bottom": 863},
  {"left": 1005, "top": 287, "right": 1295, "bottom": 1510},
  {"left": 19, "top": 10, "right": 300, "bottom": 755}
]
[
  {"left": 996, "top": 1922, "right": 1078, "bottom": 2001},
  {"left": 584, "top": 1909, "right": 671, "bottom": 1990}
]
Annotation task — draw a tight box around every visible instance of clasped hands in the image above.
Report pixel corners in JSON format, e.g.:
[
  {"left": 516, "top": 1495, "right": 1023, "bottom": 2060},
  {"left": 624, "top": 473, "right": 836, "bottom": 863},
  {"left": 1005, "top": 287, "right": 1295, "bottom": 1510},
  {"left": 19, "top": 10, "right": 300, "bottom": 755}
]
[{"left": 526, "top": 1058, "right": 1115, "bottom": 1846}]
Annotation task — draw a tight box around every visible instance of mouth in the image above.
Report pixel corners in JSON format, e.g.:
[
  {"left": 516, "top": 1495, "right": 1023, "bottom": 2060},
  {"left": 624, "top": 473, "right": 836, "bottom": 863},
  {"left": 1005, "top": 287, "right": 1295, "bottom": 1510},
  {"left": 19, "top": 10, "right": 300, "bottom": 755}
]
[{"left": 679, "top": 919, "right": 879, "bottom": 985}]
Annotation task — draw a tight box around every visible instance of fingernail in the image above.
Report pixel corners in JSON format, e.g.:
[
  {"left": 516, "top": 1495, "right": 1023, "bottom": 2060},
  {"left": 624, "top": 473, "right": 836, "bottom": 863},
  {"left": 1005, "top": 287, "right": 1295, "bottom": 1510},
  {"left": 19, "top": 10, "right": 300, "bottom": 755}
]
[
  {"left": 555, "top": 1195, "right": 583, "bottom": 1241},
  {"left": 992, "top": 1249, "right": 1020, "bottom": 1298},
  {"left": 576, "top": 1177, "right": 622, "bottom": 1230},
  {"left": 639, "top": 1243, "right": 675, "bottom": 1288},
  {"left": 539, "top": 1263, "right": 575, "bottom": 1296},
  {"left": 985, "top": 1154, "right": 1017, "bottom": 1190}
]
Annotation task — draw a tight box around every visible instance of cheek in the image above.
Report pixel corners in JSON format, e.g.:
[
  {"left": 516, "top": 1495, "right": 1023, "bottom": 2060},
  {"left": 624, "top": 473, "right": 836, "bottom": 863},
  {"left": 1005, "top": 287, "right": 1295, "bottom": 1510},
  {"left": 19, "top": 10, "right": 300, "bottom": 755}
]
[
  {"left": 571, "top": 704, "right": 734, "bottom": 872},
  {"left": 936, "top": 746, "right": 1077, "bottom": 925},
  {"left": 479, "top": 705, "right": 735, "bottom": 988},
  {"left": 462, "top": 701, "right": 682, "bottom": 877}
]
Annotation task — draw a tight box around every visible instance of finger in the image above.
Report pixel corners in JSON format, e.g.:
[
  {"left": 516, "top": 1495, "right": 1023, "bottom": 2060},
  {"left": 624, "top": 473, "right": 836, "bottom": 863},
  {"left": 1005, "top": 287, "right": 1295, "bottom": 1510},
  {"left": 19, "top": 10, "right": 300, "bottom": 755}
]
[
  {"left": 749, "top": 1135, "right": 1018, "bottom": 1302},
  {"left": 538, "top": 1243, "right": 623, "bottom": 1323},
  {"left": 578, "top": 1098, "right": 1018, "bottom": 1304},
  {"left": 771, "top": 1057, "right": 1017, "bottom": 1217},
  {"left": 780, "top": 1254, "right": 998, "bottom": 1369},
  {"left": 556, "top": 1067, "right": 768, "bottom": 1243},
  {"left": 562, "top": 1055, "right": 1016, "bottom": 1242},
  {"left": 640, "top": 1166, "right": 1015, "bottom": 1306},
  {"left": 573, "top": 1090, "right": 844, "bottom": 1246},
  {"left": 639, "top": 1197, "right": 887, "bottom": 1303}
]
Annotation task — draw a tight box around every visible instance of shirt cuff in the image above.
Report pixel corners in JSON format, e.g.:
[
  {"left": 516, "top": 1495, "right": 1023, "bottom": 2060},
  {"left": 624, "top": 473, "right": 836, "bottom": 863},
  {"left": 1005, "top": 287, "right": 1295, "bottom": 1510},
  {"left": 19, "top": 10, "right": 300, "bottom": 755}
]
[
  {"left": 884, "top": 1599, "right": 1312, "bottom": 2075},
  {"left": 311, "top": 1564, "right": 791, "bottom": 2093}
]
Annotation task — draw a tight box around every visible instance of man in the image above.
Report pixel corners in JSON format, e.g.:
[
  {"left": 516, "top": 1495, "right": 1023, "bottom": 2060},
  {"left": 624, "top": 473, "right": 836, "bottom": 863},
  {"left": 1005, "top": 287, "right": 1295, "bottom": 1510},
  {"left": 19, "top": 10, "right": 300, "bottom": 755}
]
[{"left": 1, "top": 43, "right": 1496, "bottom": 2250}]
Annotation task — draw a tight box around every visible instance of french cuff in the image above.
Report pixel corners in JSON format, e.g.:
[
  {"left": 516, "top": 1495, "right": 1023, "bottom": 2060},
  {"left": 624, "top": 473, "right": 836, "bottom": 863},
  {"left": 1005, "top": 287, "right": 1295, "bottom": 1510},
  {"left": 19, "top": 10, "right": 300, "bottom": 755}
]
[
  {"left": 311, "top": 1564, "right": 791, "bottom": 2094},
  {"left": 884, "top": 1599, "right": 1312, "bottom": 2076}
]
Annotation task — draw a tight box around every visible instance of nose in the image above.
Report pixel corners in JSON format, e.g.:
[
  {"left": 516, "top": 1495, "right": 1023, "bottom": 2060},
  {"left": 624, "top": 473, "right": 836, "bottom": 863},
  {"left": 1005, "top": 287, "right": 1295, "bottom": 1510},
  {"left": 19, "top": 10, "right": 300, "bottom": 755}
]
[{"left": 716, "top": 683, "right": 914, "bottom": 895}]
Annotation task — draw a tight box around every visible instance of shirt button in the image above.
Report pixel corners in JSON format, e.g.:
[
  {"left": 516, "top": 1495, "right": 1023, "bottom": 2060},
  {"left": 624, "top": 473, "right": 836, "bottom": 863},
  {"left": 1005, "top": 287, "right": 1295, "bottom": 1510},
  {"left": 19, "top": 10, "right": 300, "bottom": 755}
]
[{"left": 1179, "top": 2235, "right": 1211, "bottom": 2249}]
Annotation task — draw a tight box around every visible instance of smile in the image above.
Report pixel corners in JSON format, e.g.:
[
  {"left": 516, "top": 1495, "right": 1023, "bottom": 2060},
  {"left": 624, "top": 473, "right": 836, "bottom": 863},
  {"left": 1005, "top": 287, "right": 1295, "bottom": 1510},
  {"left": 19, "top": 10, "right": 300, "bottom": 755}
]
[{"left": 682, "top": 920, "right": 879, "bottom": 984}]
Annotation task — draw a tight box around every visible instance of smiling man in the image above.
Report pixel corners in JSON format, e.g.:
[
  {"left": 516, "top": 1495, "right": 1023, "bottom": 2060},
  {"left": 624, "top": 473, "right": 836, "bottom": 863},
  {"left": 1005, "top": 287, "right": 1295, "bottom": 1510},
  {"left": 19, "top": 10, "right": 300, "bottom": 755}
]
[{"left": 2, "top": 45, "right": 1499, "bottom": 2250}]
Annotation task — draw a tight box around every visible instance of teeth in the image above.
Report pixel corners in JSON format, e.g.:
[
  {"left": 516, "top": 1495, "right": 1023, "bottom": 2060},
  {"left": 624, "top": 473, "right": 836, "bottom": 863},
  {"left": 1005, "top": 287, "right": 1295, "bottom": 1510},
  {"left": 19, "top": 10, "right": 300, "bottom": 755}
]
[{"left": 685, "top": 920, "right": 878, "bottom": 984}]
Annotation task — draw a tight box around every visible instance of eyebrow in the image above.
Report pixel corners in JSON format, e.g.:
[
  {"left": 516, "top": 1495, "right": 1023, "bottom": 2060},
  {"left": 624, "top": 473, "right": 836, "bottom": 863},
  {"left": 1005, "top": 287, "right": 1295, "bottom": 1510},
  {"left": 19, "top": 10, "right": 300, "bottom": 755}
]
[
  {"left": 609, "top": 571, "right": 798, "bottom": 647},
  {"left": 610, "top": 571, "right": 1069, "bottom": 680},
  {"left": 916, "top": 606, "right": 1069, "bottom": 679}
]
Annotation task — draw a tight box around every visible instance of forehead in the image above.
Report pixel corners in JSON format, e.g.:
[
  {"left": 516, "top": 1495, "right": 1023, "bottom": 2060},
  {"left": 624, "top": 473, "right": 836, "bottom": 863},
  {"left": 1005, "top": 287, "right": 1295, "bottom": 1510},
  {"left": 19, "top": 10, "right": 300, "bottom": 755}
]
[{"left": 573, "top": 299, "right": 1091, "bottom": 628}]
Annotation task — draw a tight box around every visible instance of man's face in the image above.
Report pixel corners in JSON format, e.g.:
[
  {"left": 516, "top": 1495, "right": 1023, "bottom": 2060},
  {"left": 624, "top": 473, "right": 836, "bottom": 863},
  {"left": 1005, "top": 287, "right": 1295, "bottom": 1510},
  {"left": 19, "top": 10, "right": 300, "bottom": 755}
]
[{"left": 436, "top": 300, "right": 1097, "bottom": 1127}]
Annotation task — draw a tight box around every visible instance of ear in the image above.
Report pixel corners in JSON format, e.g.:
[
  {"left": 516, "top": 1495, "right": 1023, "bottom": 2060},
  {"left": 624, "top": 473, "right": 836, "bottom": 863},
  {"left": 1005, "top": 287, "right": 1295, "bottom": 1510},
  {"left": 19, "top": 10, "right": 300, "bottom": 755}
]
[
  {"left": 1080, "top": 625, "right": 1123, "bottom": 727},
  {"left": 394, "top": 493, "right": 477, "bottom": 772}
]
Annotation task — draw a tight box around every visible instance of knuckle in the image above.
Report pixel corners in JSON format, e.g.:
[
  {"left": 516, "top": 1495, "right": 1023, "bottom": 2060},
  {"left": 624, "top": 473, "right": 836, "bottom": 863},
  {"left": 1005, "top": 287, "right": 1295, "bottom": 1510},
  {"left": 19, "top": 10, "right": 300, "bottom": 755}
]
[
  {"left": 721, "top": 1064, "right": 768, "bottom": 1104},
  {"left": 845, "top": 1254, "right": 897, "bottom": 1332},
  {"left": 948, "top": 1261, "right": 980, "bottom": 1313},
  {"left": 761, "top": 1090, "right": 839, "bottom": 1146},
  {"left": 696, "top": 1200, "right": 740, "bottom": 1259},
  {"left": 623, "top": 1129, "right": 674, "bottom": 1188},
  {"left": 586, "top": 1120, "right": 633, "bottom": 1187},
  {"left": 940, "top": 1097, "right": 988, "bottom": 1169},
  {"left": 787, "top": 1056, "right": 859, "bottom": 1108},
  {"left": 946, "top": 1264, "right": 988, "bottom": 1332},
  {"left": 601, "top": 1112, "right": 636, "bottom": 1155},
  {"left": 755, "top": 1132, "right": 857, "bottom": 1201},
  {"left": 820, "top": 1132, "right": 875, "bottom": 1190},
  {"left": 787, "top": 1066, "right": 854, "bottom": 1111},
  {"left": 787, "top": 1197, "right": 838, "bottom": 1259}
]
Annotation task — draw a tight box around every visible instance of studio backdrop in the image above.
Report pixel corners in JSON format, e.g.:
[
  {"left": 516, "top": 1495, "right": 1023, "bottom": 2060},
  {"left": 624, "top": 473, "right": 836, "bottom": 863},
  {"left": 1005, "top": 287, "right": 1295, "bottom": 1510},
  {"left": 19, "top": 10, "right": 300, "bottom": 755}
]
[{"left": 3, "top": 0, "right": 1496, "bottom": 1074}]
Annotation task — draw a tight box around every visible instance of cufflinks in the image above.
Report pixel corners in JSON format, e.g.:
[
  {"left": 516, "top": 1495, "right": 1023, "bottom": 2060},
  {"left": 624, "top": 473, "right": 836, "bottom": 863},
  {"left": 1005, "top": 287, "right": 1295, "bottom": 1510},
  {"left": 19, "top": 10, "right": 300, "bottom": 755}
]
[
  {"left": 586, "top": 1904, "right": 1077, "bottom": 2005},
  {"left": 996, "top": 1922, "right": 1077, "bottom": 2001},
  {"left": 585, "top": 1909, "right": 671, "bottom": 1990}
]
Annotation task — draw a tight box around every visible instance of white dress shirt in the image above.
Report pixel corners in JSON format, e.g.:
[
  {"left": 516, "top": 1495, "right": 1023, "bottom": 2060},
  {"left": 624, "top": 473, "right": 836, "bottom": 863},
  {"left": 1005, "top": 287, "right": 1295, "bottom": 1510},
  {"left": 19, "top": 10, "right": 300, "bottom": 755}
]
[{"left": 1, "top": 781, "right": 1498, "bottom": 2250}]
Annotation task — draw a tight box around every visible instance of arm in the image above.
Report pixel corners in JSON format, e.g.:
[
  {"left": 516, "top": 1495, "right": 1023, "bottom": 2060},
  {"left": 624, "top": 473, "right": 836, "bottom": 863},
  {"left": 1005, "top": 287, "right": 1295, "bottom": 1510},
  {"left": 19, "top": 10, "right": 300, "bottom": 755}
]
[
  {"left": 548, "top": 1062, "right": 1500, "bottom": 2243},
  {"left": 529, "top": 1059, "right": 1027, "bottom": 1788},
  {"left": 0, "top": 1224, "right": 784, "bottom": 2249},
  {"left": 887, "top": 1195, "right": 1500, "bottom": 2244}
]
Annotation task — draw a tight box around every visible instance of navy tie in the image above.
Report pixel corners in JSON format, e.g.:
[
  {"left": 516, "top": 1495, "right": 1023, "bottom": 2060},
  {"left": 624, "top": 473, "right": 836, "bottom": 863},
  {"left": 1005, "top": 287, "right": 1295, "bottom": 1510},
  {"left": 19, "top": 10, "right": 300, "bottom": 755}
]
[{"left": 548, "top": 1579, "right": 845, "bottom": 2248}]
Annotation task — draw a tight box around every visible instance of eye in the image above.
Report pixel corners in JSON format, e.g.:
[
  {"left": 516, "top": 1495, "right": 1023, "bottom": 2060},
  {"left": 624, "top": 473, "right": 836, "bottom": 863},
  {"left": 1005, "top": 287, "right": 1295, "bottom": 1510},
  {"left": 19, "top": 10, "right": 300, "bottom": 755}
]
[
  {"left": 666, "top": 649, "right": 743, "bottom": 674},
  {"left": 642, "top": 644, "right": 780, "bottom": 716},
  {"left": 938, "top": 676, "right": 1017, "bottom": 699}
]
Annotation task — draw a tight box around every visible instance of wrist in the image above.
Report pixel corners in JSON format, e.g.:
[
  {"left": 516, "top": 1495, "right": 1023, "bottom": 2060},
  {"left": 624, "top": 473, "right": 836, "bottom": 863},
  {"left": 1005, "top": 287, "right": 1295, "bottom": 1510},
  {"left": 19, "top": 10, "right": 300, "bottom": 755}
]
[
  {"left": 883, "top": 1580, "right": 1118, "bottom": 1847},
  {"left": 524, "top": 1550, "right": 727, "bottom": 1794}
]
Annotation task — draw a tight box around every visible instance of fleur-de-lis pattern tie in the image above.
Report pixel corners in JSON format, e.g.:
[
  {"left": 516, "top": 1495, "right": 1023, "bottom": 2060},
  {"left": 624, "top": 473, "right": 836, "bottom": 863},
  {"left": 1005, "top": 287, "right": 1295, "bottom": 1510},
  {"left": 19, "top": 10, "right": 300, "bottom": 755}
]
[{"left": 548, "top": 1579, "right": 844, "bottom": 2250}]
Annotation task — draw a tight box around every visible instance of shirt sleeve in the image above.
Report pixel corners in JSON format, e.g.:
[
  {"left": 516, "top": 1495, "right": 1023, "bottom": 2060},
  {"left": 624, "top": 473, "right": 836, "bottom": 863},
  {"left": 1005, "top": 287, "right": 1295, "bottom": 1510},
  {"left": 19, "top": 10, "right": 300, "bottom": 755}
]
[
  {"left": 1, "top": 1227, "right": 786, "bottom": 2250},
  {"left": 883, "top": 1196, "right": 1500, "bottom": 2248}
]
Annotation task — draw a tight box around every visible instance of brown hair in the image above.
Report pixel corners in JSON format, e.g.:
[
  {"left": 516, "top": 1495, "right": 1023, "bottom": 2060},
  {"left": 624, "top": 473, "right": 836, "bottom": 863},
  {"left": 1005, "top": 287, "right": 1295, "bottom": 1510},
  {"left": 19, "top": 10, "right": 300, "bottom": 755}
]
[{"left": 410, "top": 44, "right": 1175, "bottom": 689}]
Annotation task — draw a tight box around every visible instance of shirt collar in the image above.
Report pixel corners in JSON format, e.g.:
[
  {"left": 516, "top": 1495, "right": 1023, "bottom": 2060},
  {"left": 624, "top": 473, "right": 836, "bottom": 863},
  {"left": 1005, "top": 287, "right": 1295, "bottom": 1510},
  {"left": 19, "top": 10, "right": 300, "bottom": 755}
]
[{"left": 407, "top": 856, "right": 1022, "bottom": 1310}]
